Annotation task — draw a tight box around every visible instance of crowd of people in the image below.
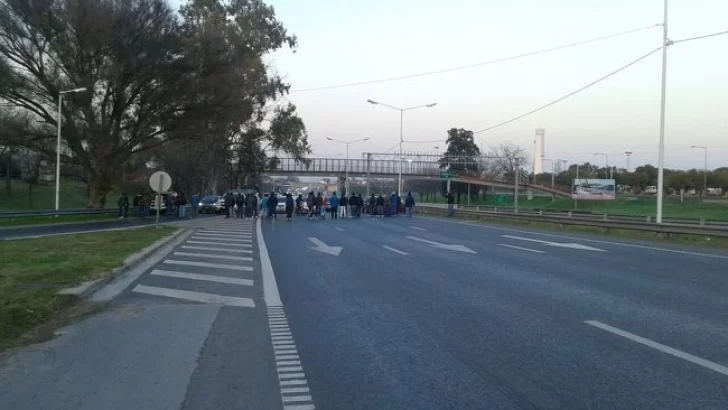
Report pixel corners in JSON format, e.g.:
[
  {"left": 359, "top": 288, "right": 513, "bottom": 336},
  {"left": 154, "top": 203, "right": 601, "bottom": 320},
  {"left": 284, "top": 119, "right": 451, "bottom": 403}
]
[{"left": 116, "top": 190, "right": 421, "bottom": 221}]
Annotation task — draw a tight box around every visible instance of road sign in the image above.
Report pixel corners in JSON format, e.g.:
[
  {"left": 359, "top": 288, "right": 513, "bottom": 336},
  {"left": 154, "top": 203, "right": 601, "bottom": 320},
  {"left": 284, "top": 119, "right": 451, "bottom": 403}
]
[
  {"left": 439, "top": 170, "right": 453, "bottom": 179},
  {"left": 149, "top": 171, "right": 172, "bottom": 193}
]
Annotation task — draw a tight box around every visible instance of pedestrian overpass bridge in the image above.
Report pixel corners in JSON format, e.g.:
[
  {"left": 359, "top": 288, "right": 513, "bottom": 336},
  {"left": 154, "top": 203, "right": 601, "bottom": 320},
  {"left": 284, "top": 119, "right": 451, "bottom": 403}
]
[{"left": 265, "top": 157, "right": 569, "bottom": 197}]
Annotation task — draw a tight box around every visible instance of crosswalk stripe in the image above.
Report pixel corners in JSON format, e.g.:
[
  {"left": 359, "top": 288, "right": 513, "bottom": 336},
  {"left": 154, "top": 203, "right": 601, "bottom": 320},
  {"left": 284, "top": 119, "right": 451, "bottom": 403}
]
[
  {"left": 187, "top": 241, "right": 252, "bottom": 248},
  {"left": 163, "top": 260, "right": 253, "bottom": 271},
  {"left": 132, "top": 285, "right": 255, "bottom": 307},
  {"left": 191, "top": 236, "right": 251, "bottom": 243},
  {"left": 195, "top": 232, "right": 252, "bottom": 238},
  {"left": 150, "top": 269, "right": 253, "bottom": 286},
  {"left": 173, "top": 252, "right": 253, "bottom": 261},
  {"left": 198, "top": 231, "right": 253, "bottom": 236},
  {"left": 181, "top": 245, "right": 252, "bottom": 254}
]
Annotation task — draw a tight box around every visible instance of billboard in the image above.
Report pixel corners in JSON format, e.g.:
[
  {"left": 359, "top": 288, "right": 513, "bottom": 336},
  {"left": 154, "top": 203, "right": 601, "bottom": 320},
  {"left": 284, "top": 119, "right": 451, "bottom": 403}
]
[{"left": 572, "top": 179, "right": 615, "bottom": 200}]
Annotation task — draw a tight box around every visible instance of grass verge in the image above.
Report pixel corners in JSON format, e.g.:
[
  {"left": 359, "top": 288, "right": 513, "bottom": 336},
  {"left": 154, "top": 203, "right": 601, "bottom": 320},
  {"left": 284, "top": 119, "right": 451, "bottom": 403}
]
[
  {"left": 0, "top": 213, "right": 118, "bottom": 228},
  {"left": 418, "top": 209, "right": 728, "bottom": 249},
  {"left": 0, "top": 226, "right": 177, "bottom": 349}
]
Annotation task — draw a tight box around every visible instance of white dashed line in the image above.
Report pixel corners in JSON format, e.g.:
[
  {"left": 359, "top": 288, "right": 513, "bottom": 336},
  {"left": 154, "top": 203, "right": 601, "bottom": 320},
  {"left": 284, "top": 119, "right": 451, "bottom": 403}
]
[
  {"left": 267, "top": 306, "right": 315, "bottom": 410},
  {"left": 409, "top": 226, "right": 426, "bottom": 231},
  {"left": 498, "top": 243, "right": 545, "bottom": 254},
  {"left": 335, "top": 227, "right": 344, "bottom": 232},
  {"left": 382, "top": 245, "right": 409, "bottom": 256}
]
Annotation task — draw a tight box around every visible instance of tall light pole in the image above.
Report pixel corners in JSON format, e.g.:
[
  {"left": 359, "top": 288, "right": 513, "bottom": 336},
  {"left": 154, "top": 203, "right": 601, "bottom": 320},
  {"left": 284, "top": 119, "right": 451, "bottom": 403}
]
[
  {"left": 367, "top": 99, "right": 437, "bottom": 194},
  {"left": 625, "top": 151, "right": 633, "bottom": 172},
  {"left": 656, "top": 0, "right": 671, "bottom": 224},
  {"left": 56, "top": 87, "right": 87, "bottom": 211},
  {"left": 326, "top": 137, "right": 369, "bottom": 195},
  {"left": 690, "top": 145, "right": 708, "bottom": 196},
  {"left": 594, "top": 153, "right": 610, "bottom": 179}
]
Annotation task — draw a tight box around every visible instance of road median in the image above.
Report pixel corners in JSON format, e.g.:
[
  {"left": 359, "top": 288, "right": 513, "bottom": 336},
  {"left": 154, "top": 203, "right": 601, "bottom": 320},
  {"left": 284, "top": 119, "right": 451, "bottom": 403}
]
[{"left": 0, "top": 226, "right": 179, "bottom": 350}]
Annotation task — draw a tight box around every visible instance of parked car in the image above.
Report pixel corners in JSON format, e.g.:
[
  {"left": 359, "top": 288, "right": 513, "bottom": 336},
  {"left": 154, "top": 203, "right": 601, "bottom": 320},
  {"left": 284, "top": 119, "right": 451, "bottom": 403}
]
[{"left": 150, "top": 194, "right": 168, "bottom": 214}]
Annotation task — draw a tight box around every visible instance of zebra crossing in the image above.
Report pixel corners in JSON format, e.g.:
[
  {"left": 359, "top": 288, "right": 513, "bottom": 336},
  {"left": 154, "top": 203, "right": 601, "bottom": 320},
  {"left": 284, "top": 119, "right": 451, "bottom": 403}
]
[{"left": 129, "top": 219, "right": 258, "bottom": 307}]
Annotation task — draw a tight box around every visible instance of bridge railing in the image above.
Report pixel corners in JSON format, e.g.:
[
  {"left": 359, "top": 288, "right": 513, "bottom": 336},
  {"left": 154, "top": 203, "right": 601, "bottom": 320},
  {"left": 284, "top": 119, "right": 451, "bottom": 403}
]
[{"left": 274, "top": 158, "right": 446, "bottom": 176}]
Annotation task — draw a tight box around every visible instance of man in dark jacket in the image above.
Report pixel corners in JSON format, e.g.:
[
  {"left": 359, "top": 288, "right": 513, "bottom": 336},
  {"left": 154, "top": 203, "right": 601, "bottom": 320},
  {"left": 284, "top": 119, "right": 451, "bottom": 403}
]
[
  {"left": 405, "top": 192, "right": 415, "bottom": 217},
  {"left": 117, "top": 193, "right": 129, "bottom": 219},
  {"left": 285, "top": 193, "right": 294, "bottom": 221},
  {"left": 446, "top": 191, "right": 455, "bottom": 217},
  {"left": 375, "top": 194, "right": 385, "bottom": 217},
  {"left": 224, "top": 192, "right": 235, "bottom": 218},
  {"left": 268, "top": 192, "right": 278, "bottom": 219},
  {"left": 348, "top": 193, "right": 357, "bottom": 218},
  {"left": 235, "top": 193, "right": 245, "bottom": 218},
  {"left": 307, "top": 192, "right": 316, "bottom": 219},
  {"left": 339, "top": 193, "right": 348, "bottom": 218}
]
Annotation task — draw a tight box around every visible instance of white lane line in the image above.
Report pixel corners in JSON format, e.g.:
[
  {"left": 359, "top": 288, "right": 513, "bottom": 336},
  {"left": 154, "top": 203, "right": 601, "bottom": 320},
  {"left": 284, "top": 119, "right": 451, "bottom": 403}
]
[
  {"left": 187, "top": 240, "right": 252, "bottom": 248},
  {"left": 191, "top": 236, "right": 252, "bottom": 243},
  {"left": 382, "top": 245, "right": 409, "bottom": 256},
  {"left": 181, "top": 245, "right": 252, "bottom": 254},
  {"left": 150, "top": 269, "right": 253, "bottom": 286},
  {"left": 502, "top": 235, "right": 548, "bottom": 244},
  {"left": 498, "top": 243, "right": 545, "bottom": 254},
  {"left": 284, "top": 404, "right": 315, "bottom": 410},
  {"left": 585, "top": 320, "right": 728, "bottom": 377},
  {"left": 281, "top": 387, "right": 310, "bottom": 394},
  {"left": 409, "top": 226, "right": 426, "bottom": 231},
  {"left": 335, "top": 227, "right": 344, "bottom": 232},
  {"left": 282, "top": 396, "right": 313, "bottom": 403},
  {"left": 172, "top": 251, "right": 253, "bottom": 261},
  {"left": 280, "top": 380, "right": 308, "bottom": 386},
  {"left": 132, "top": 285, "right": 255, "bottom": 307},
  {"left": 163, "top": 260, "right": 253, "bottom": 271},
  {"left": 258, "top": 217, "right": 283, "bottom": 306}
]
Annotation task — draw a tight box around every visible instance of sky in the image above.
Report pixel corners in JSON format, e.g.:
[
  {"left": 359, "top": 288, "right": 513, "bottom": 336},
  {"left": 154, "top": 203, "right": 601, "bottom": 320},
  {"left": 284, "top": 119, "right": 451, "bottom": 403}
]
[{"left": 179, "top": 0, "right": 728, "bottom": 171}]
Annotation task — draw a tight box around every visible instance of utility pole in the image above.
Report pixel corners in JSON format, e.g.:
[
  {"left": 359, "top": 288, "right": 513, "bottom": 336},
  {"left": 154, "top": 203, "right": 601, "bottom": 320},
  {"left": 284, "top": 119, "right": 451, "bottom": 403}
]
[{"left": 656, "top": 0, "right": 670, "bottom": 224}]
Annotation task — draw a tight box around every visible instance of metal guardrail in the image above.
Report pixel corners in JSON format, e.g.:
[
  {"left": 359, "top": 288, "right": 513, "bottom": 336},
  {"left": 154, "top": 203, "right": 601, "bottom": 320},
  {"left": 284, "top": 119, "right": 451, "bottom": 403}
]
[
  {"left": 418, "top": 205, "right": 728, "bottom": 238},
  {"left": 451, "top": 204, "right": 728, "bottom": 227},
  {"left": 0, "top": 208, "right": 117, "bottom": 219}
]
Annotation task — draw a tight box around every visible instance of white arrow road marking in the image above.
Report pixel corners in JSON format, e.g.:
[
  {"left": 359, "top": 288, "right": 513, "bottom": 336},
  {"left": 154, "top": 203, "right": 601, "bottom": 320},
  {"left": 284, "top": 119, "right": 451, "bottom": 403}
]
[
  {"left": 308, "top": 237, "right": 343, "bottom": 256},
  {"left": 409, "top": 226, "right": 426, "bottom": 231},
  {"left": 383, "top": 245, "right": 409, "bottom": 255},
  {"left": 335, "top": 227, "right": 344, "bottom": 232},
  {"left": 502, "top": 235, "right": 607, "bottom": 252},
  {"left": 498, "top": 243, "right": 545, "bottom": 254},
  {"left": 406, "top": 236, "right": 476, "bottom": 254}
]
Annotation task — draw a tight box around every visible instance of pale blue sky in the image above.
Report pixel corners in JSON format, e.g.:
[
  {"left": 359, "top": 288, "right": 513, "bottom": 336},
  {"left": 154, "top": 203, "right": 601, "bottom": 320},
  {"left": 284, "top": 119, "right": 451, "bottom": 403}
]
[{"left": 179, "top": 0, "right": 728, "bottom": 170}]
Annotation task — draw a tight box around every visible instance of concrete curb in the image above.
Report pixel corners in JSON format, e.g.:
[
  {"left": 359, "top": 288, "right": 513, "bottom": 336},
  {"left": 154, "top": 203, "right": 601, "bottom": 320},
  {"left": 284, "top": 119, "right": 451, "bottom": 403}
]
[{"left": 58, "top": 228, "right": 189, "bottom": 298}]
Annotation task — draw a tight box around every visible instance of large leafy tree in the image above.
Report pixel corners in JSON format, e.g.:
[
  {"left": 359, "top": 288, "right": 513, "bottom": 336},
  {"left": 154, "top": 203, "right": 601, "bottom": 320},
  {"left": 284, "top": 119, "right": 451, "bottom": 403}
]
[
  {"left": 440, "top": 128, "right": 480, "bottom": 172},
  {"left": 0, "top": 0, "right": 308, "bottom": 206}
]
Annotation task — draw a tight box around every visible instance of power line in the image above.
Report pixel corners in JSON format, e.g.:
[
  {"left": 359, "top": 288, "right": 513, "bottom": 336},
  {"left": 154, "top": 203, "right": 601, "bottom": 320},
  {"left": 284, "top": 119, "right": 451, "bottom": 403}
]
[
  {"left": 291, "top": 24, "right": 661, "bottom": 93},
  {"left": 672, "top": 30, "right": 728, "bottom": 44},
  {"left": 473, "top": 46, "right": 663, "bottom": 134}
]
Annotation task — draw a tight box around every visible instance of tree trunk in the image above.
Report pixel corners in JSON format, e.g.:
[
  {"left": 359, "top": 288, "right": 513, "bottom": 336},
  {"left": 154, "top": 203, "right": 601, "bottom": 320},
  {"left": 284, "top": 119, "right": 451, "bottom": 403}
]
[
  {"left": 5, "top": 152, "right": 11, "bottom": 196},
  {"left": 86, "top": 166, "right": 116, "bottom": 208}
]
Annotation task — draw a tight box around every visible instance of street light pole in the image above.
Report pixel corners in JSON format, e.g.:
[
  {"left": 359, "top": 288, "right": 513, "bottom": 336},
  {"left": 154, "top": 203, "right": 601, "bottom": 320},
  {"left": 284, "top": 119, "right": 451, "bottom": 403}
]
[
  {"left": 691, "top": 145, "right": 708, "bottom": 197},
  {"left": 56, "top": 87, "right": 87, "bottom": 212},
  {"left": 625, "top": 151, "right": 633, "bottom": 173},
  {"left": 367, "top": 99, "right": 437, "bottom": 194},
  {"left": 326, "top": 137, "right": 370, "bottom": 195},
  {"left": 656, "top": 0, "right": 670, "bottom": 224}
]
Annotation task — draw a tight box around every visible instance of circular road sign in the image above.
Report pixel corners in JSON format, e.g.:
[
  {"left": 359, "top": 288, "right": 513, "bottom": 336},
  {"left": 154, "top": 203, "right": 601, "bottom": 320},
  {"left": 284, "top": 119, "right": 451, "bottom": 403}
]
[{"left": 149, "top": 171, "right": 172, "bottom": 193}]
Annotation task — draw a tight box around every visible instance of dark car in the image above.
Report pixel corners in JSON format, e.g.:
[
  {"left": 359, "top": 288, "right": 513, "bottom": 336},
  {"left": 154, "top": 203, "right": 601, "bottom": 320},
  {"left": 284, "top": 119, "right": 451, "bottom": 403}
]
[{"left": 198, "top": 195, "right": 223, "bottom": 214}]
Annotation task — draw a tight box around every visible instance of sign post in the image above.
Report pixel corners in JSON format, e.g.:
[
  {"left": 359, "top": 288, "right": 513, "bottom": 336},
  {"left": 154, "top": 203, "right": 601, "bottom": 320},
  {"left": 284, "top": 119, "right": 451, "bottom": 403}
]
[{"left": 149, "top": 171, "right": 172, "bottom": 226}]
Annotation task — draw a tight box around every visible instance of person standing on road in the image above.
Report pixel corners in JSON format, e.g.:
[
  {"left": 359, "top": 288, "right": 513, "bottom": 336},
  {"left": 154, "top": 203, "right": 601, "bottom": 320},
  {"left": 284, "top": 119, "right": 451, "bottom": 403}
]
[
  {"left": 190, "top": 192, "right": 199, "bottom": 218},
  {"left": 389, "top": 192, "right": 398, "bottom": 217},
  {"left": 117, "top": 193, "right": 129, "bottom": 219},
  {"left": 252, "top": 193, "right": 259, "bottom": 218},
  {"left": 285, "top": 193, "right": 294, "bottom": 221},
  {"left": 316, "top": 192, "right": 324, "bottom": 219},
  {"left": 177, "top": 193, "right": 187, "bottom": 218},
  {"left": 339, "top": 193, "right": 348, "bottom": 218},
  {"left": 224, "top": 192, "right": 235, "bottom": 218},
  {"left": 268, "top": 192, "right": 278, "bottom": 219},
  {"left": 261, "top": 194, "right": 269, "bottom": 218},
  {"left": 368, "top": 194, "right": 376, "bottom": 216},
  {"left": 446, "top": 191, "right": 455, "bottom": 217},
  {"left": 348, "top": 193, "right": 357, "bottom": 218},
  {"left": 235, "top": 193, "right": 245, "bottom": 218},
  {"left": 329, "top": 192, "right": 339, "bottom": 219},
  {"left": 405, "top": 192, "right": 415, "bottom": 217},
  {"left": 357, "top": 194, "right": 364, "bottom": 218},
  {"left": 375, "top": 194, "right": 385, "bottom": 217},
  {"left": 307, "top": 192, "right": 316, "bottom": 219}
]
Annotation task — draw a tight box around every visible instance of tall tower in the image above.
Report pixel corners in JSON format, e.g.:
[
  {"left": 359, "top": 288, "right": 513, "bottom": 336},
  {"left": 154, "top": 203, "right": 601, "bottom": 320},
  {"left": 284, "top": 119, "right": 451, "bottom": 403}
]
[{"left": 533, "top": 128, "right": 545, "bottom": 174}]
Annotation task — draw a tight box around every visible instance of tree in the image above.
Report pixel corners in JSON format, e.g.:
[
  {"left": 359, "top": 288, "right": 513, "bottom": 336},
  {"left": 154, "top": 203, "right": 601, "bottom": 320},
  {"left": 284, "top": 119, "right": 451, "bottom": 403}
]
[
  {"left": 440, "top": 128, "right": 480, "bottom": 172},
  {"left": 0, "top": 0, "right": 306, "bottom": 206},
  {"left": 481, "top": 142, "right": 527, "bottom": 181}
]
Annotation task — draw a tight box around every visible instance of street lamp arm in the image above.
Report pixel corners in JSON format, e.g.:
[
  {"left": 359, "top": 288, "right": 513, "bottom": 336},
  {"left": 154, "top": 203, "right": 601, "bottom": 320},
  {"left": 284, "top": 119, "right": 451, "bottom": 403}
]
[{"left": 402, "top": 103, "right": 437, "bottom": 111}]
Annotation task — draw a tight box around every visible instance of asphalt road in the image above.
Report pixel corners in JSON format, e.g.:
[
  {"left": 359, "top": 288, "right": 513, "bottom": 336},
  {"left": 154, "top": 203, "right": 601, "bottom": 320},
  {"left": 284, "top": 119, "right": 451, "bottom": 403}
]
[
  {"left": 265, "top": 213, "right": 728, "bottom": 409},
  {"left": 2, "top": 212, "right": 727, "bottom": 409}
]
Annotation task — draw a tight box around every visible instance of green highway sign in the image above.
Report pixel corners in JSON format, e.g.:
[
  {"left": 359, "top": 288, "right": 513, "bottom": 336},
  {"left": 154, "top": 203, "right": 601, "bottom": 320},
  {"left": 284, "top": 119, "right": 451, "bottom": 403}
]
[{"left": 439, "top": 170, "right": 453, "bottom": 179}]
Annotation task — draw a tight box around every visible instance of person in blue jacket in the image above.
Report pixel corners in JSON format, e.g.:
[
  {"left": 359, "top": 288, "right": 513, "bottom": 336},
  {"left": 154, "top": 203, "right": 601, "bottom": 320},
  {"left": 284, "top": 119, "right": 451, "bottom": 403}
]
[
  {"left": 390, "top": 192, "right": 398, "bottom": 216},
  {"left": 328, "top": 192, "right": 339, "bottom": 219},
  {"left": 405, "top": 192, "right": 415, "bottom": 217}
]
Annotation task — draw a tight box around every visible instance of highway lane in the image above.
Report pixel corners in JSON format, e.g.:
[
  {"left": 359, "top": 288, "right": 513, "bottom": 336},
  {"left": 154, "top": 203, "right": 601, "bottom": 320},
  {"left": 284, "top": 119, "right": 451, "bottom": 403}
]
[{"left": 263, "top": 214, "right": 728, "bottom": 409}]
